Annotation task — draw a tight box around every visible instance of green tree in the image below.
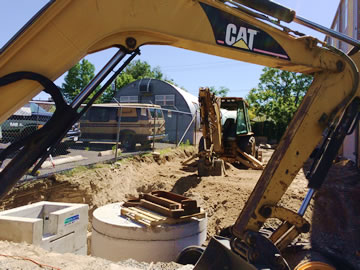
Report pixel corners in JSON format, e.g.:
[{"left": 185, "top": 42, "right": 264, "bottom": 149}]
[
  {"left": 61, "top": 59, "right": 98, "bottom": 102},
  {"left": 101, "top": 60, "right": 169, "bottom": 102},
  {"left": 101, "top": 73, "right": 134, "bottom": 103},
  {"left": 209, "top": 86, "right": 229, "bottom": 97},
  {"left": 62, "top": 59, "right": 175, "bottom": 103},
  {"left": 247, "top": 67, "right": 313, "bottom": 139}
]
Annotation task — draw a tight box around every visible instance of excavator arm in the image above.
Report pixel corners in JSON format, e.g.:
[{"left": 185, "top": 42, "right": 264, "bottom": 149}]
[
  {"left": 0, "top": 0, "right": 346, "bottom": 121},
  {"left": 1, "top": 0, "right": 360, "bottom": 268}
]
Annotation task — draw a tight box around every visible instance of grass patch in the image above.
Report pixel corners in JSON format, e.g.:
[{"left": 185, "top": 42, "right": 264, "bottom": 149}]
[
  {"left": 62, "top": 166, "right": 88, "bottom": 177},
  {"left": 158, "top": 148, "right": 172, "bottom": 155},
  {"left": 59, "top": 145, "right": 194, "bottom": 178},
  {"left": 178, "top": 140, "right": 191, "bottom": 149},
  {"left": 61, "top": 163, "right": 107, "bottom": 177}
]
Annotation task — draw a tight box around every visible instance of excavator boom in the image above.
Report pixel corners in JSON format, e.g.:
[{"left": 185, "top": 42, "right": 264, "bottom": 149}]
[{"left": 0, "top": 0, "right": 345, "bottom": 121}]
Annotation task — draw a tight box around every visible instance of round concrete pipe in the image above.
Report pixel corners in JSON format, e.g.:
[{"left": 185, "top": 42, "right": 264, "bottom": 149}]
[{"left": 91, "top": 202, "right": 207, "bottom": 262}]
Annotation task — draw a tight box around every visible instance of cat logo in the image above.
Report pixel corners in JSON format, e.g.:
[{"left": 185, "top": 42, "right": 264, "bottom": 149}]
[
  {"left": 200, "top": 2, "right": 290, "bottom": 59},
  {"left": 225, "top": 23, "right": 258, "bottom": 50}
]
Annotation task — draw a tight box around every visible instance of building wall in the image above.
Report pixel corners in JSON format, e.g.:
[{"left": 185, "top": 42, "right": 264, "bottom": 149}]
[{"left": 327, "top": 0, "right": 359, "bottom": 165}]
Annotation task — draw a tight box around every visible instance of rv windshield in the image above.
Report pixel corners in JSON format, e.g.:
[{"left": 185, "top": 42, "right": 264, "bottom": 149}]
[{"left": 149, "top": 108, "right": 163, "bottom": 119}]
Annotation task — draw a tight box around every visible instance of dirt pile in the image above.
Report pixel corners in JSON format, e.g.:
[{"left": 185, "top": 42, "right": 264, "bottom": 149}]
[
  {"left": 0, "top": 241, "right": 193, "bottom": 270},
  {"left": 0, "top": 146, "right": 358, "bottom": 269},
  {"left": 0, "top": 146, "right": 310, "bottom": 240}
]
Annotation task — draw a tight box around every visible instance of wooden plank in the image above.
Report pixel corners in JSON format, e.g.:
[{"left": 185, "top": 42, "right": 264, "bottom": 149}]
[
  {"left": 140, "top": 199, "right": 184, "bottom": 218},
  {"left": 151, "top": 211, "right": 206, "bottom": 226},
  {"left": 181, "top": 199, "right": 198, "bottom": 210},
  {"left": 121, "top": 207, "right": 157, "bottom": 222},
  {"left": 122, "top": 206, "right": 206, "bottom": 227},
  {"left": 143, "top": 194, "right": 181, "bottom": 209},
  {"left": 129, "top": 206, "right": 165, "bottom": 220},
  {"left": 151, "top": 191, "right": 189, "bottom": 203},
  {"left": 123, "top": 200, "right": 140, "bottom": 207},
  {"left": 151, "top": 191, "right": 199, "bottom": 211},
  {"left": 121, "top": 191, "right": 203, "bottom": 226}
]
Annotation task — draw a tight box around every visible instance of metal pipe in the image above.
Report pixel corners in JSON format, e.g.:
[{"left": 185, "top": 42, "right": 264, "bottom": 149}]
[
  {"left": 175, "top": 113, "right": 179, "bottom": 146},
  {"left": 194, "top": 110, "right": 197, "bottom": 146},
  {"left": 298, "top": 188, "right": 315, "bottom": 216},
  {"left": 177, "top": 113, "right": 197, "bottom": 147},
  {"left": 115, "top": 107, "right": 122, "bottom": 161},
  {"left": 71, "top": 49, "right": 126, "bottom": 109},
  {"left": 227, "top": 0, "right": 360, "bottom": 48},
  {"left": 294, "top": 15, "right": 360, "bottom": 49},
  {"left": 228, "top": 0, "right": 295, "bottom": 23},
  {"left": 153, "top": 108, "right": 156, "bottom": 150}
]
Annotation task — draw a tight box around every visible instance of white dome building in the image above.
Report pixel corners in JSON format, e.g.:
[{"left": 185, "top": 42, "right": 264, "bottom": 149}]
[{"left": 115, "top": 79, "right": 199, "bottom": 144}]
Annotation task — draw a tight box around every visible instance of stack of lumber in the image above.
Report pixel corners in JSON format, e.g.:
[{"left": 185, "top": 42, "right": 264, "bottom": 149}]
[{"left": 121, "top": 190, "right": 205, "bottom": 226}]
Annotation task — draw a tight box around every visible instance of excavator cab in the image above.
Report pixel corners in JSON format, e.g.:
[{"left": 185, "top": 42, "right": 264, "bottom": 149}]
[
  {"left": 220, "top": 97, "right": 254, "bottom": 154},
  {"left": 220, "top": 97, "right": 258, "bottom": 165}
]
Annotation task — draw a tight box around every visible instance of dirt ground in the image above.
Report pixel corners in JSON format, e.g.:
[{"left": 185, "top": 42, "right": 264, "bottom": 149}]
[{"left": 0, "top": 146, "right": 358, "bottom": 269}]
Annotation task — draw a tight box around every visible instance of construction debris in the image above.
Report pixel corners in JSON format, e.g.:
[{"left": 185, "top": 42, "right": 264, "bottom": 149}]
[{"left": 121, "top": 191, "right": 205, "bottom": 226}]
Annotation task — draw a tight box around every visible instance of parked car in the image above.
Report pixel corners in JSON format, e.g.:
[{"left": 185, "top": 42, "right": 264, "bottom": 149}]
[
  {"left": 79, "top": 103, "right": 167, "bottom": 151},
  {"left": 0, "top": 102, "right": 81, "bottom": 146}
]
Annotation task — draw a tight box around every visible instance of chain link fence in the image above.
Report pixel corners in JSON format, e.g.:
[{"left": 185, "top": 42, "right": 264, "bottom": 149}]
[{"left": 0, "top": 100, "right": 200, "bottom": 182}]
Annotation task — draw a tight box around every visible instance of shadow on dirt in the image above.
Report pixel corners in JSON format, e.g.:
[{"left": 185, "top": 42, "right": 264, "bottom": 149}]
[
  {"left": 171, "top": 174, "right": 202, "bottom": 194},
  {"left": 180, "top": 160, "right": 198, "bottom": 173},
  {"left": 72, "top": 142, "right": 114, "bottom": 151}
]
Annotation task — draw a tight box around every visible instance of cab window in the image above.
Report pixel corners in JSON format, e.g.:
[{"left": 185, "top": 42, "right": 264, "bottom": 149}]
[{"left": 236, "top": 106, "right": 248, "bottom": 135}]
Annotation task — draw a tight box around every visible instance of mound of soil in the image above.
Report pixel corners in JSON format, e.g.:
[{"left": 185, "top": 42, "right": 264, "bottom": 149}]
[
  {"left": 0, "top": 147, "right": 309, "bottom": 240},
  {"left": 0, "top": 146, "right": 358, "bottom": 269}
]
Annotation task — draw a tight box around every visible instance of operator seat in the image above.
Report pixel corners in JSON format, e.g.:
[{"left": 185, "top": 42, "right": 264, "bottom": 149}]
[{"left": 223, "top": 118, "right": 236, "bottom": 142}]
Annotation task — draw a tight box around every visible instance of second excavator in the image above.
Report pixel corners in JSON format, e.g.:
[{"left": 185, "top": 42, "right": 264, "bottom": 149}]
[{"left": 196, "top": 87, "right": 263, "bottom": 176}]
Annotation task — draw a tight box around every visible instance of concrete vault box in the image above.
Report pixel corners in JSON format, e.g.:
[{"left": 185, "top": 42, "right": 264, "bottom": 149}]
[{"left": 0, "top": 201, "right": 88, "bottom": 254}]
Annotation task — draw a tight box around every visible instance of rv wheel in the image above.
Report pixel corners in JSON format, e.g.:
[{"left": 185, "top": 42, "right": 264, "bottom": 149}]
[{"left": 121, "top": 134, "right": 136, "bottom": 151}]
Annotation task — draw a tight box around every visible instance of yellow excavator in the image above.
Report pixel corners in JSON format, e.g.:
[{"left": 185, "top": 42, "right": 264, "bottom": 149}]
[
  {"left": 197, "top": 87, "right": 263, "bottom": 176},
  {"left": 0, "top": 0, "right": 359, "bottom": 269}
]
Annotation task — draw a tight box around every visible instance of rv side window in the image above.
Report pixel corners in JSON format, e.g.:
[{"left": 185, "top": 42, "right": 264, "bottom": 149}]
[
  {"left": 118, "top": 107, "right": 138, "bottom": 122},
  {"left": 89, "top": 108, "right": 110, "bottom": 122}
]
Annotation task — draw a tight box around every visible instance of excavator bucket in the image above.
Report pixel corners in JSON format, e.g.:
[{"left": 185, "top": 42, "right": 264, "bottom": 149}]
[
  {"left": 193, "top": 236, "right": 256, "bottom": 270},
  {"left": 197, "top": 159, "right": 225, "bottom": 176}
]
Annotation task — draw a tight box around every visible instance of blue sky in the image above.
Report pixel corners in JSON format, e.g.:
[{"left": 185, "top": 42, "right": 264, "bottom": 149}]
[{"left": 0, "top": 0, "right": 341, "bottom": 100}]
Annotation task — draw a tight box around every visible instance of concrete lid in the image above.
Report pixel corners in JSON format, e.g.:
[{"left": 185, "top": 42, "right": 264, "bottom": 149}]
[{"left": 92, "top": 203, "right": 207, "bottom": 241}]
